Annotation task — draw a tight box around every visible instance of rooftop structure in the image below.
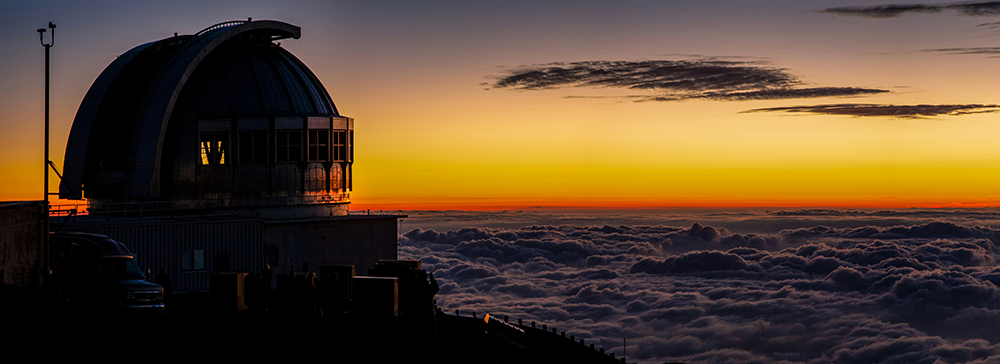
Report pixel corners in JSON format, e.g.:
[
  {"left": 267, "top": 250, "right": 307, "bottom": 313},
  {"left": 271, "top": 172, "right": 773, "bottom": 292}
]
[{"left": 60, "top": 20, "right": 353, "bottom": 218}]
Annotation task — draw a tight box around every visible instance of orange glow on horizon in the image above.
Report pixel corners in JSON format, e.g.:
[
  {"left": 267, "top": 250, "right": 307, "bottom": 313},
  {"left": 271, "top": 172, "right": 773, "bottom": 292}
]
[{"left": 347, "top": 197, "right": 1000, "bottom": 212}]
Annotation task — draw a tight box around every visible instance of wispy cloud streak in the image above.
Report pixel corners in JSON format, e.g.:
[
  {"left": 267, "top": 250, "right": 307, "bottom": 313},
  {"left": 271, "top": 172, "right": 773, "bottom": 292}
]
[
  {"left": 924, "top": 46, "right": 1000, "bottom": 55},
  {"left": 491, "top": 60, "right": 888, "bottom": 102},
  {"left": 823, "top": 1, "right": 1000, "bottom": 18},
  {"left": 743, "top": 103, "right": 1000, "bottom": 118}
]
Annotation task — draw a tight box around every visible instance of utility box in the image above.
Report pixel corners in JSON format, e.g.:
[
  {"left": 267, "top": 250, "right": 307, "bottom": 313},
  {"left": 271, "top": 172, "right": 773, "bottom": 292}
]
[
  {"left": 210, "top": 272, "right": 247, "bottom": 312},
  {"left": 321, "top": 265, "right": 355, "bottom": 303},
  {"left": 352, "top": 276, "right": 397, "bottom": 317},
  {"left": 372, "top": 260, "right": 420, "bottom": 272}
]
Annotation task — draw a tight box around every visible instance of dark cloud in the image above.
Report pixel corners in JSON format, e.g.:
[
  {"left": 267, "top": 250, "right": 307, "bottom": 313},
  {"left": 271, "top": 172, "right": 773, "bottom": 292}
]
[
  {"left": 490, "top": 60, "right": 888, "bottom": 102},
  {"left": 924, "top": 47, "right": 1000, "bottom": 55},
  {"left": 630, "top": 251, "right": 759, "bottom": 274},
  {"left": 822, "top": 2, "right": 1000, "bottom": 18},
  {"left": 401, "top": 219, "right": 1000, "bottom": 363},
  {"left": 696, "top": 87, "right": 888, "bottom": 101},
  {"left": 743, "top": 103, "right": 1000, "bottom": 118}
]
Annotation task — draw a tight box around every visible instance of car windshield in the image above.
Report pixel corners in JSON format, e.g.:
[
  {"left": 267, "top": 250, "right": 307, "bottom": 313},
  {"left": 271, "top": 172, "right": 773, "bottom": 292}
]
[{"left": 101, "top": 258, "right": 147, "bottom": 280}]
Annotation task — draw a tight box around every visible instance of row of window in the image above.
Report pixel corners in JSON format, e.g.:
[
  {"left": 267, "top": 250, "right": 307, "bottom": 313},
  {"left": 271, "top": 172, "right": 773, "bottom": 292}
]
[
  {"left": 181, "top": 249, "right": 205, "bottom": 271},
  {"left": 199, "top": 129, "right": 351, "bottom": 165},
  {"left": 180, "top": 248, "right": 273, "bottom": 272}
]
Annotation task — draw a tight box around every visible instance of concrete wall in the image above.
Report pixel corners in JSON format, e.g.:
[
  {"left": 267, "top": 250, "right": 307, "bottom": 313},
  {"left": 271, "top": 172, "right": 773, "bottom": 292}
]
[
  {"left": 264, "top": 215, "right": 399, "bottom": 276},
  {"left": 0, "top": 201, "right": 46, "bottom": 286}
]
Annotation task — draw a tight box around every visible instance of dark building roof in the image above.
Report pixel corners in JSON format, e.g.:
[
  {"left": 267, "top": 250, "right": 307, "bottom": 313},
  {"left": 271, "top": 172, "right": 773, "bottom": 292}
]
[
  {"left": 190, "top": 33, "right": 338, "bottom": 117},
  {"left": 60, "top": 20, "right": 353, "bottom": 217}
]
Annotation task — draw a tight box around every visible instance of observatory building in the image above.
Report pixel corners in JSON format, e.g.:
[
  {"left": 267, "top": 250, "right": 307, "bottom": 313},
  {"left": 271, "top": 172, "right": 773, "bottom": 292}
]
[
  {"left": 61, "top": 19, "right": 351, "bottom": 218},
  {"left": 51, "top": 20, "right": 400, "bottom": 293}
]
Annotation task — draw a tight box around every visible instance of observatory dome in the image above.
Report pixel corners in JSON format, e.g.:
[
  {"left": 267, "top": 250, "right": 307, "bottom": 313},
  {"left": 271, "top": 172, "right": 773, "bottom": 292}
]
[{"left": 60, "top": 20, "right": 353, "bottom": 217}]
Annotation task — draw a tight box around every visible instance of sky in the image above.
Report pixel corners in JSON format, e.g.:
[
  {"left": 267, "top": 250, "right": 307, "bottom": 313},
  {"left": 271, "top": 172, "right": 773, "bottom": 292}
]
[
  {"left": 3, "top": 0, "right": 1000, "bottom": 210},
  {"left": 9, "top": 3, "right": 1000, "bottom": 362}
]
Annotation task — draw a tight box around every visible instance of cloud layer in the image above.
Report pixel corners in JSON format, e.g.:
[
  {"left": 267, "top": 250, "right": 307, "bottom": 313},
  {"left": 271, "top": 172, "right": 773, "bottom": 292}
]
[
  {"left": 402, "top": 219, "right": 1000, "bottom": 363},
  {"left": 743, "top": 103, "right": 1000, "bottom": 118},
  {"left": 823, "top": 2, "right": 1000, "bottom": 18},
  {"left": 490, "top": 60, "right": 888, "bottom": 102}
]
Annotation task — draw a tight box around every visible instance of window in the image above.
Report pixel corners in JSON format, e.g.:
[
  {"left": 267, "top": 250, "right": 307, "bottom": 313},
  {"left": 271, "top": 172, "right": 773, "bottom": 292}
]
[
  {"left": 238, "top": 131, "right": 267, "bottom": 163},
  {"left": 304, "top": 166, "right": 326, "bottom": 192},
  {"left": 182, "top": 249, "right": 205, "bottom": 271},
  {"left": 308, "top": 129, "right": 329, "bottom": 162},
  {"left": 100, "top": 258, "right": 147, "bottom": 280},
  {"left": 200, "top": 133, "right": 228, "bottom": 165},
  {"left": 275, "top": 130, "right": 301, "bottom": 162},
  {"left": 265, "top": 244, "right": 279, "bottom": 267},
  {"left": 333, "top": 131, "right": 346, "bottom": 162}
]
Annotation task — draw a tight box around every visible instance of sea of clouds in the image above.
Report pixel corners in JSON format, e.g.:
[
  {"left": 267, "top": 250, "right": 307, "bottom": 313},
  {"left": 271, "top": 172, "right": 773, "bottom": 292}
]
[{"left": 399, "top": 209, "right": 1000, "bottom": 364}]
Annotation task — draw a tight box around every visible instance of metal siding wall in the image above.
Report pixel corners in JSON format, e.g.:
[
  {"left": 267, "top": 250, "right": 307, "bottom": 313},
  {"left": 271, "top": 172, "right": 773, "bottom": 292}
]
[
  {"left": 0, "top": 202, "right": 46, "bottom": 285},
  {"left": 67, "top": 219, "right": 262, "bottom": 293},
  {"left": 178, "top": 222, "right": 208, "bottom": 292}
]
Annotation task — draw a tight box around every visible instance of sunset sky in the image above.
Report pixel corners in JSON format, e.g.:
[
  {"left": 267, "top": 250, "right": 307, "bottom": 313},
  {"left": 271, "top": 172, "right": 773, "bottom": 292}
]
[{"left": 3, "top": 0, "right": 1000, "bottom": 210}]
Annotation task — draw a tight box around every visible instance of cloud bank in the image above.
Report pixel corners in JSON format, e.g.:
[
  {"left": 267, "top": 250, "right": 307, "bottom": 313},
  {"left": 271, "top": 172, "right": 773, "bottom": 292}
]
[
  {"left": 402, "top": 209, "right": 1000, "bottom": 235},
  {"left": 402, "top": 219, "right": 1000, "bottom": 363},
  {"left": 490, "top": 60, "right": 888, "bottom": 102},
  {"left": 743, "top": 103, "right": 1000, "bottom": 118},
  {"left": 823, "top": 2, "right": 1000, "bottom": 18}
]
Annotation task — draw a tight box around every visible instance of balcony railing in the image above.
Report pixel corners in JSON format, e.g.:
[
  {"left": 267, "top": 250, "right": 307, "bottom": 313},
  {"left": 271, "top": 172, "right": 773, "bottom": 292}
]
[{"left": 49, "top": 193, "right": 350, "bottom": 219}]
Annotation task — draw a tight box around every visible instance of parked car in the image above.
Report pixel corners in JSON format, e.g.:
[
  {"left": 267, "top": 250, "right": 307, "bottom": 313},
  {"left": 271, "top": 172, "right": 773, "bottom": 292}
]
[{"left": 47, "top": 232, "right": 164, "bottom": 312}]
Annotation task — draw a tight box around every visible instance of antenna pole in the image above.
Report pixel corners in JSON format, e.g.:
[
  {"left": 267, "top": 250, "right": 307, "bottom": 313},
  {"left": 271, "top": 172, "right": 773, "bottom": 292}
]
[
  {"left": 38, "top": 22, "right": 55, "bottom": 205},
  {"left": 37, "top": 21, "right": 56, "bottom": 289}
]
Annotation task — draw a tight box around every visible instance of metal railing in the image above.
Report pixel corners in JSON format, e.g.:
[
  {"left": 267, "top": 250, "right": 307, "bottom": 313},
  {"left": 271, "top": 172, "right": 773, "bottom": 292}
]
[
  {"left": 451, "top": 309, "right": 628, "bottom": 363},
  {"left": 347, "top": 209, "right": 406, "bottom": 216},
  {"left": 49, "top": 202, "right": 85, "bottom": 216},
  {"left": 49, "top": 193, "right": 350, "bottom": 219}
]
